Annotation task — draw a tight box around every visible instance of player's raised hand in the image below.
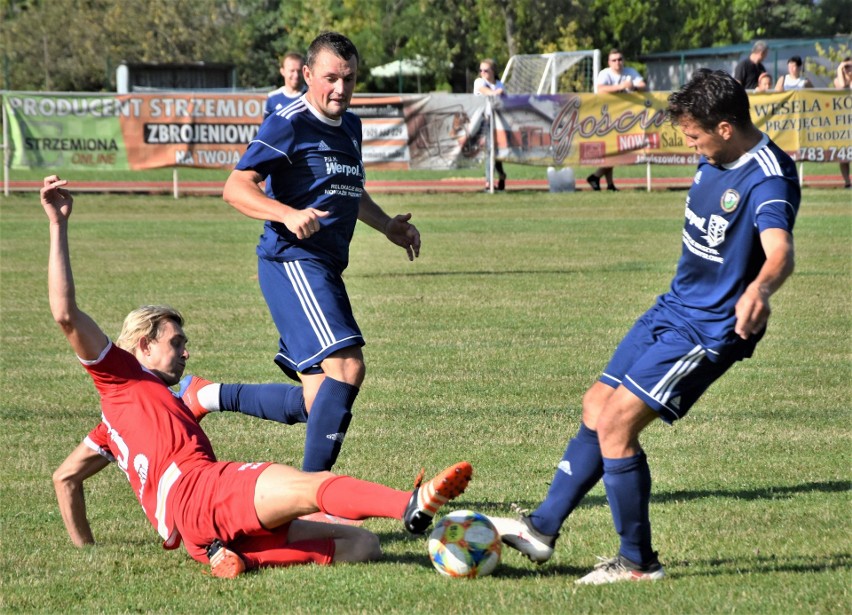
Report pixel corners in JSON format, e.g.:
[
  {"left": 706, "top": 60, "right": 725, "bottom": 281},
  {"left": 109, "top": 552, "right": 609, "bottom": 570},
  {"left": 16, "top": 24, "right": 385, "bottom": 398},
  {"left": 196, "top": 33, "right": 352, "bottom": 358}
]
[
  {"left": 384, "top": 213, "right": 421, "bottom": 261},
  {"left": 40, "top": 175, "right": 73, "bottom": 223},
  {"left": 282, "top": 208, "right": 330, "bottom": 240}
]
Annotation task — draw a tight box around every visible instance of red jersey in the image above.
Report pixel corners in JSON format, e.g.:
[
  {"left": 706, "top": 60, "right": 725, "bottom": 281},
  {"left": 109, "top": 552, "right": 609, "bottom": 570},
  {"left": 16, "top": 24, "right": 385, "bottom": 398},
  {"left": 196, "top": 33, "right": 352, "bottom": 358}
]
[{"left": 81, "top": 343, "right": 216, "bottom": 548}]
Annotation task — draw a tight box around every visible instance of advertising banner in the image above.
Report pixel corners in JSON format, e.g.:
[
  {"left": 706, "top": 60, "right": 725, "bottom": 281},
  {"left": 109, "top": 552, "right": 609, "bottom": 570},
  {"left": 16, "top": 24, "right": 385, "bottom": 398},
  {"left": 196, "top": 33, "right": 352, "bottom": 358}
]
[
  {"left": 4, "top": 90, "right": 850, "bottom": 171},
  {"left": 3, "top": 92, "right": 263, "bottom": 170},
  {"left": 491, "top": 90, "right": 852, "bottom": 167}
]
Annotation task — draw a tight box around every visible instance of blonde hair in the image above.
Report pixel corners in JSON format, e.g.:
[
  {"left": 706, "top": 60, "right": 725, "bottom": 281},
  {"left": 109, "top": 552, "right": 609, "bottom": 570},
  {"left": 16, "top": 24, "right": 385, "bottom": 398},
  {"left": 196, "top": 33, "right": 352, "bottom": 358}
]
[{"left": 115, "top": 305, "right": 184, "bottom": 353}]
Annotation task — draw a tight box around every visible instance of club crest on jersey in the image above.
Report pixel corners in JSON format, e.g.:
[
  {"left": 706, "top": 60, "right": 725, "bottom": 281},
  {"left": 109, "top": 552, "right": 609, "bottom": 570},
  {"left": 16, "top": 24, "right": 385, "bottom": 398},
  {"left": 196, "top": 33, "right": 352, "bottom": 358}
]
[
  {"left": 720, "top": 189, "right": 740, "bottom": 212},
  {"left": 703, "top": 214, "right": 729, "bottom": 247}
]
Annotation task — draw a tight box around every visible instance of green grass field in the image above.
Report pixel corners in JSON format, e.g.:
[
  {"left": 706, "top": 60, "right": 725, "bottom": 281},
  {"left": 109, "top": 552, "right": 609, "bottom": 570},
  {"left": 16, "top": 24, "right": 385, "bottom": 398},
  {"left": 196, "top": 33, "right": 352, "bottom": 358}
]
[{"left": 1, "top": 186, "right": 849, "bottom": 613}]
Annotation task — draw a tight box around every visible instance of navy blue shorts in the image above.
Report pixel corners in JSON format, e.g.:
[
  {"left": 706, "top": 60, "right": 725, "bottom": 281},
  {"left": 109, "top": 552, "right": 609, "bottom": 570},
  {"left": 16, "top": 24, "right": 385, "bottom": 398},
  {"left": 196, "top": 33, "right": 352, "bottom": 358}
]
[
  {"left": 600, "top": 303, "right": 742, "bottom": 423},
  {"left": 258, "top": 258, "right": 364, "bottom": 379}
]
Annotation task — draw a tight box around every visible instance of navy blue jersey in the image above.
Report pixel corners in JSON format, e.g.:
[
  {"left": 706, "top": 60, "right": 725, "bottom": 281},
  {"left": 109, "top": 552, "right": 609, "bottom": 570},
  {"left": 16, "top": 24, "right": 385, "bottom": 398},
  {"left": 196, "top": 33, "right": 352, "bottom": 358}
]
[
  {"left": 659, "top": 134, "right": 799, "bottom": 357},
  {"left": 235, "top": 98, "right": 365, "bottom": 271}
]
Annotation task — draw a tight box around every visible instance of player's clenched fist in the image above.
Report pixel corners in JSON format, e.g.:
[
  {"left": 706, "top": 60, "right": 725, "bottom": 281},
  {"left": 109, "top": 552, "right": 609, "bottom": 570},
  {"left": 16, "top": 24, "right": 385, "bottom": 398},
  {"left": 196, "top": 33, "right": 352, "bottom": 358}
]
[{"left": 281, "top": 208, "right": 330, "bottom": 240}]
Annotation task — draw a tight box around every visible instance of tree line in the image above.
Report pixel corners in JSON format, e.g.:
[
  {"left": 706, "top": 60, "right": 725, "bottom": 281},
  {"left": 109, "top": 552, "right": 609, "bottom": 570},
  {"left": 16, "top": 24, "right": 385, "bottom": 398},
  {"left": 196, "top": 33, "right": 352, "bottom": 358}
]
[{"left": 3, "top": 0, "right": 850, "bottom": 93}]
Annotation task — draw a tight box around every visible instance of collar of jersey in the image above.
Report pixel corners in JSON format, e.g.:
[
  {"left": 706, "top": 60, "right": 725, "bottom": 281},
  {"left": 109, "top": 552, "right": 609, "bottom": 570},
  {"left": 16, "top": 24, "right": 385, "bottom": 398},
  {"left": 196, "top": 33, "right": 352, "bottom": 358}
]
[
  {"left": 302, "top": 97, "right": 343, "bottom": 127},
  {"left": 723, "top": 132, "right": 769, "bottom": 170}
]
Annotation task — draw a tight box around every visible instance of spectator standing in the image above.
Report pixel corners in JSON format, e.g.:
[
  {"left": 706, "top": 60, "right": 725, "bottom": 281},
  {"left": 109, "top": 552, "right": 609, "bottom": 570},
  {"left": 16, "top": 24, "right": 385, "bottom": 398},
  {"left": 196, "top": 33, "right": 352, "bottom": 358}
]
[
  {"left": 265, "top": 51, "right": 305, "bottom": 118},
  {"left": 588, "top": 49, "right": 647, "bottom": 192},
  {"left": 473, "top": 58, "right": 508, "bottom": 191},
  {"left": 223, "top": 32, "right": 422, "bottom": 474},
  {"left": 734, "top": 41, "right": 768, "bottom": 90},
  {"left": 834, "top": 58, "right": 851, "bottom": 188},
  {"left": 492, "top": 69, "right": 799, "bottom": 585},
  {"left": 775, "top": 56, "right": 812, "bottom": 91}
]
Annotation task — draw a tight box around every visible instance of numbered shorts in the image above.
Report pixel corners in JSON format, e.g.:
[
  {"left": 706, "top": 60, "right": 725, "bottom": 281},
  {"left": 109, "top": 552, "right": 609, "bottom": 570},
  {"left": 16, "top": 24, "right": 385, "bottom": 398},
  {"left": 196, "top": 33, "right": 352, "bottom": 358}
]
[
  {"left": 600, "top": 304, "right": 743, "bottom": 423},
  {"left": 173, "top": 461, "right": 334, "bottom": 568},
  {"left": 258, "top": 257, "right": 364, "bottom": 380}
]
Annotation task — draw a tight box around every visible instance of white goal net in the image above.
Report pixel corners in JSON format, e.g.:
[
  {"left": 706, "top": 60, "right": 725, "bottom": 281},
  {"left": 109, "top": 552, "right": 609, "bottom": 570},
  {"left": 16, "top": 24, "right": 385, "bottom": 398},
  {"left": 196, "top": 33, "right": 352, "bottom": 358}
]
[{"left": 501, "top": 50, "right": 601, "bottom": 94}]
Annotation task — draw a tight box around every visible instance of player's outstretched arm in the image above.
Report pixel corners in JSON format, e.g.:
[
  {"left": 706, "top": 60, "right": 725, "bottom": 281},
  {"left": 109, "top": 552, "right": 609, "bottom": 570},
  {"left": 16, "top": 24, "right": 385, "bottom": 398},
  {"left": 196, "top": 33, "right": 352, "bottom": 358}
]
[
  {"left": 52, "top": 441, "right": 111, "bottom": 546},
  {"left": 734, "top": 228, "right": 795, "bottom": 340},
  {"left": 357, "top": 191, "right": 421, "bottom": 261},
  {"left": 41, "top": 176, "right": 109, "bottom": 361}
]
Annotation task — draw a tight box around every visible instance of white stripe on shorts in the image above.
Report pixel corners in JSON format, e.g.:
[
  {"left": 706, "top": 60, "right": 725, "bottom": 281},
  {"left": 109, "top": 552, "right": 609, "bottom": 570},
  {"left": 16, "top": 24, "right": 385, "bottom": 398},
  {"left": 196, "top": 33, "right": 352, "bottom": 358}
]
[
  {"left": 649, "top": 344, "right": 706, "bottom": 406},
  {"left": 282, "top": 261, "right": 336, "bottom": 347}
]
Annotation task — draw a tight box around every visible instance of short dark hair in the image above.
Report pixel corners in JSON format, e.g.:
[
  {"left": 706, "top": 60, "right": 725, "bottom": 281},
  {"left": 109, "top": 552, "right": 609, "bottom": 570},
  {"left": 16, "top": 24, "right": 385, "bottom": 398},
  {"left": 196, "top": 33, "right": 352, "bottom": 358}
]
[
  {"left": 281, "top": 51, "right": 304, "bottom": 66},
  {"left": 306, "top": 32, "right": 359, "bottom": 68},
  {"left": 788, "top": 55, "right": 803, "bottom": 67},
  {"left": 667, "top": 69, "right": 753, "bottom": 131}
]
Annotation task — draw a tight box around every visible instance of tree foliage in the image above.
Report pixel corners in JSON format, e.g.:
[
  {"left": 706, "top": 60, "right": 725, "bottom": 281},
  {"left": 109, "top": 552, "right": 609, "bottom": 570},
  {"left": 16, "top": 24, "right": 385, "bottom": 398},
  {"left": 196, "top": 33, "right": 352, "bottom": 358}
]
[{"left": 2, "top": 0, "right": 850, "bottom": 92}]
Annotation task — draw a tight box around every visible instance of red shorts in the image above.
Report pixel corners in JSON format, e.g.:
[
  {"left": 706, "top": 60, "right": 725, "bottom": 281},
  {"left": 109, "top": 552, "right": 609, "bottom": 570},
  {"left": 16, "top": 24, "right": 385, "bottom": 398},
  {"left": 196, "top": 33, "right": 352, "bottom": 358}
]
[{"left": 170, "top": 461, "right": 334, "bottom": 568}]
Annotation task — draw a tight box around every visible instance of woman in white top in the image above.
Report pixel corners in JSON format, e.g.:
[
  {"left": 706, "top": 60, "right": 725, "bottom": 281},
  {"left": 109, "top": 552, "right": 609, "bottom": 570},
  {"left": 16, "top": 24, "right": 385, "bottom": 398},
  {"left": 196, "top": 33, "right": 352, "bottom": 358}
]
[
  {"left": 474, "top": 58, "right": 507, "bottom": 191},
  {"left": 774, "top": 56, "right": 812, "bottom": 91}
]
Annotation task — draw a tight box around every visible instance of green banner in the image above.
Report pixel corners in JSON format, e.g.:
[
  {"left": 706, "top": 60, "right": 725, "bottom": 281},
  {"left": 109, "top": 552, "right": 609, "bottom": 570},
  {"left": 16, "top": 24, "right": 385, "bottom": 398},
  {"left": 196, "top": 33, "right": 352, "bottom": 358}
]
[{"left": 4, "top": 94, "right": 131, "bottom": 170}]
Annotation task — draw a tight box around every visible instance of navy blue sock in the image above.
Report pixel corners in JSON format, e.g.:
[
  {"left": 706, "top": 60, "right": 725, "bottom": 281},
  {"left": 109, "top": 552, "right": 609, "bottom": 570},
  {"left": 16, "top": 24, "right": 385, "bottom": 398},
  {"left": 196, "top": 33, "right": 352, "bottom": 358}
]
[
  {"left": 530, "top": 423, "right": 603, "bottom": 536},
  {"left": 219, "top": 383, "right": 307, "bottom": 425},
  {"left": 602, "top": 451, "right": 655, "bottom": 567},
  {"left": 302, "top": 378, "right": 359, "bottom": 472}
]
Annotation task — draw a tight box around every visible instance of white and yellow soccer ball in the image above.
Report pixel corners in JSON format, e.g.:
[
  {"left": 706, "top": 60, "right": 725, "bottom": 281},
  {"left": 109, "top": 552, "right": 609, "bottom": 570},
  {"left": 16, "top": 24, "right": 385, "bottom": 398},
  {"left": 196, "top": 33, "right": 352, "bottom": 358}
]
[{"left": 427, "top": 510, "right": 502, "bottom": 578}]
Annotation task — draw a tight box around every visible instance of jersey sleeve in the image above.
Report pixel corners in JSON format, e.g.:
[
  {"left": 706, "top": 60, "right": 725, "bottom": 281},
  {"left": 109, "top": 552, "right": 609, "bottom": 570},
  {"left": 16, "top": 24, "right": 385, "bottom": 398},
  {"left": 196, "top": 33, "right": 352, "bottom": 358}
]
[
  {"left": 83, "top": 422, "right": 116, "bottom": 462},
  {"left": 235, "top": 117, "right": 296, "bottom": 178},
  {"left": 752, "top": 176, "right": 800, "bottom": 234}
]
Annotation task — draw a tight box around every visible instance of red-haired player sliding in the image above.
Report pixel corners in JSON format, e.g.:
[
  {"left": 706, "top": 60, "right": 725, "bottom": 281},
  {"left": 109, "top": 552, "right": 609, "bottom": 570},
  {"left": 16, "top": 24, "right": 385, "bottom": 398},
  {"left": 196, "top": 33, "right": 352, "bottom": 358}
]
[{"left": 42, "top": 175, "right": 471, "bottom": 578}]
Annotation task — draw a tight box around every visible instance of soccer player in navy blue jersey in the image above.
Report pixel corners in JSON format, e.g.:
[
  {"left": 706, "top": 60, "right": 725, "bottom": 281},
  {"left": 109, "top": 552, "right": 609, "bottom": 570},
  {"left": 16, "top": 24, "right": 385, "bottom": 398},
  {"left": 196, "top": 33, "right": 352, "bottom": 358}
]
[
  {"left": 223, "top": 32, "right": 421, "bottom": 474},
  {"left": 264, "top": 52, "right": 306, "bottom": 119},
  {"left": 491, "top": 69, "right": 799, "bottom": 584}
]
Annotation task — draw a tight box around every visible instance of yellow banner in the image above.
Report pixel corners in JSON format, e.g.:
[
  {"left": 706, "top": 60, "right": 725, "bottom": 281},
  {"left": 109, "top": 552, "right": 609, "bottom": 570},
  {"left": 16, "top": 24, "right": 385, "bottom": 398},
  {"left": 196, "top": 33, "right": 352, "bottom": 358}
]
[{"left": 494, "top": 90, "right": 852, "bottom": 166}]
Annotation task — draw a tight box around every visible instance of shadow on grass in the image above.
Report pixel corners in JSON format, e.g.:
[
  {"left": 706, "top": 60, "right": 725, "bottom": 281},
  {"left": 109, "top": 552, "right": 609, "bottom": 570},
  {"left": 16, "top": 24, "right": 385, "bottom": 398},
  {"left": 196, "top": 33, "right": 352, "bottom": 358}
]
[
  {"left": 464, "top": 480, "right": 849, "bottom": 514},
  {"left": 671, "top": 551, "right": 851, "bottom": 577},
  {"left": 370, "top": 542, "right": 587, "bottom": 578}
]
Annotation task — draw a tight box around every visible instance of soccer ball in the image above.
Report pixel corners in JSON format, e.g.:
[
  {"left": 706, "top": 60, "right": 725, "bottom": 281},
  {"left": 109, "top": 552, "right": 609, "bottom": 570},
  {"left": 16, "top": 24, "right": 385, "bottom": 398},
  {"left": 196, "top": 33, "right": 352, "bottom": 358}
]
[{"left": 427, "top": 510, "right": 501, "bottom": 578}]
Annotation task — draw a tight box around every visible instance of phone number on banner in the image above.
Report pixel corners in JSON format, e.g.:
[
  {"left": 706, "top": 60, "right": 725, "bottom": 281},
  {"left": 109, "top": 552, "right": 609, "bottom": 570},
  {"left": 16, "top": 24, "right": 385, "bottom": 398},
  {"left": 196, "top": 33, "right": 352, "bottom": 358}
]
[{"left": 797, "top": 146, "right": 852, "bottom": 162}]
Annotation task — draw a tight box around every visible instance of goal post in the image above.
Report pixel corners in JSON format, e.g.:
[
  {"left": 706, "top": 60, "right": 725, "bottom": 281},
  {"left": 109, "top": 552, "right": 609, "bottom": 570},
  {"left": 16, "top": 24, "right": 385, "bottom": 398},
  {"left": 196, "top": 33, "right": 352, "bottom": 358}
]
[{"left": 500, "top": 50, "right": 601, "bottom": 94}]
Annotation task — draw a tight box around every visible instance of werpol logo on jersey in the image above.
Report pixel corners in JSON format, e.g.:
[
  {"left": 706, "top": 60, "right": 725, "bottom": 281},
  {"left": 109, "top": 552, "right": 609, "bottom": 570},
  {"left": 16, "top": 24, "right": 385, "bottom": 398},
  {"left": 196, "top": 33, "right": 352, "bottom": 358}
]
[
  {"left": 694, "top": 170, "right": 702, "bottom": 184},
  {"left": 703, "top": 215, "right": 729, "bottom": 247},
  {"left": 720, "top": 189, "right": 740, "bottom": 212},
  {"left": 324, "top": 155, "right": 363, "bottom": 180},
  {"left": 683, "top": 202, "right": 725, "bottom": 262}
]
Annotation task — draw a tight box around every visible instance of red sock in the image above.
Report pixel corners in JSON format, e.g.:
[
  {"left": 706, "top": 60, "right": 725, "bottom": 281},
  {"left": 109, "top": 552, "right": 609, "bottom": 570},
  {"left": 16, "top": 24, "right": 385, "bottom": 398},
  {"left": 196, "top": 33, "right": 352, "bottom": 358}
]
[
  {"left": 232, "top": 531, "right": 335, "bottom": 569},
  {"left": 316, "top": 475, "right": 410, "bottom": 520}
]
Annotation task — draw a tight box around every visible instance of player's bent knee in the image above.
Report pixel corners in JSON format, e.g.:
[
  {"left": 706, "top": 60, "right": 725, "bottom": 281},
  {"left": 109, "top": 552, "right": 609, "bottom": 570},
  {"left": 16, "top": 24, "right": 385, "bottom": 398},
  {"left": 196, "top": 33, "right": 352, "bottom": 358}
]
[{"left": 581, "top": 384, "right": 611, "bottom": 429}]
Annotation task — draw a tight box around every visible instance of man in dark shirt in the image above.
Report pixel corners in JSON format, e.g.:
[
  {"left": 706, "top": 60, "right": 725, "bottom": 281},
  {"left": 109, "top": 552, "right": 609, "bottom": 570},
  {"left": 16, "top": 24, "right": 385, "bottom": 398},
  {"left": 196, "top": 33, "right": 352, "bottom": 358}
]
[{"left": 734, "top": 40, "right": 769, "bottom": 89}]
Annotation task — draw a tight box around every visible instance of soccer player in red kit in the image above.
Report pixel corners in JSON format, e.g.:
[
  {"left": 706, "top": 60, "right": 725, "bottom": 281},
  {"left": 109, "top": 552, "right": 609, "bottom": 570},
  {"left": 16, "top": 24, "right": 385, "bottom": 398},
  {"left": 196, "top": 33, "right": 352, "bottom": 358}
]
[{"left": 42, "top": 175, "right": 471, "bottom": 578}]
